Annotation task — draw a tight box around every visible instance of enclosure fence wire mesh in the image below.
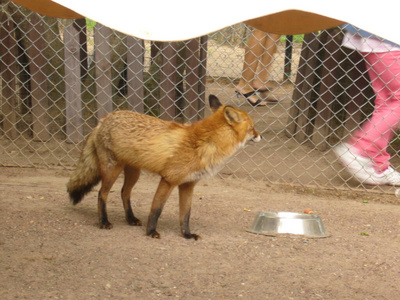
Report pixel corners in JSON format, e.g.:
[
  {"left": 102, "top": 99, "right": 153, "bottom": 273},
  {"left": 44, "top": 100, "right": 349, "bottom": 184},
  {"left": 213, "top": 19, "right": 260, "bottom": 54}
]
[{"left": 1, "top": 3, "right": 400, "bottom": 193}]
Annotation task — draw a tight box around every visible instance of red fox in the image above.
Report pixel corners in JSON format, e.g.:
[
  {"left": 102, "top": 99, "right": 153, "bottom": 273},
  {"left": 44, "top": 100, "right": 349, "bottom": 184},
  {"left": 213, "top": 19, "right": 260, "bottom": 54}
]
[{"left": 67, "top": 95, "right": 261, "bottom": 240}]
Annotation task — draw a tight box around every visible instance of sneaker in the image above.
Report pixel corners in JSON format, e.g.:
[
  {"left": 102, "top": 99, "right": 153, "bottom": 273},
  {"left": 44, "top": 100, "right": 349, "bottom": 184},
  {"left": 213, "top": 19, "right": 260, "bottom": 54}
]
[
  {"left": 333, "top": 143, "right": 376, "bottom": 184},
  {"left": 368, "top": 167, "right": 400, "bottom": 186},
  {"left": 333, "top": 143, "right": 400, "bottom": 186}
]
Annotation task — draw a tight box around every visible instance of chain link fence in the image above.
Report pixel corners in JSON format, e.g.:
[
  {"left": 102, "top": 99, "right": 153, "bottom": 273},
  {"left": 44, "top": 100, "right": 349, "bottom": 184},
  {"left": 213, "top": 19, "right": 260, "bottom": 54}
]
[{"left": 1, "top": 3, "right": 400, "bottom": 193}]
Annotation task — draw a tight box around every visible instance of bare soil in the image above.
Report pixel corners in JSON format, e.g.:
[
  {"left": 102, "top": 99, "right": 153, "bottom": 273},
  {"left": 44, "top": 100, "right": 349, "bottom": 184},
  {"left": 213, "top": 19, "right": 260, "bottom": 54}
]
[{"left": 1, "top": 167, "right": 400, "bottom": 299}]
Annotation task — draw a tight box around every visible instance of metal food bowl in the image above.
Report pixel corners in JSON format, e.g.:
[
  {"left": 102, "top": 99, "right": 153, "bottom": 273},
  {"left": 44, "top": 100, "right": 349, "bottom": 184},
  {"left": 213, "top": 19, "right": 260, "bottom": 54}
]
[{"left": 247, "top": 212, "right": 329, "bottom": 238}]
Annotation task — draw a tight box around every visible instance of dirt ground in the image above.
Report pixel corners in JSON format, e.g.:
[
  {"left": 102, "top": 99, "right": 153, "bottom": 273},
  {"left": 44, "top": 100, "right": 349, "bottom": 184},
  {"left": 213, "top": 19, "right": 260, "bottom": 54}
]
[{"left": 1, "top": 167, "right": 400, "bottom": 299}]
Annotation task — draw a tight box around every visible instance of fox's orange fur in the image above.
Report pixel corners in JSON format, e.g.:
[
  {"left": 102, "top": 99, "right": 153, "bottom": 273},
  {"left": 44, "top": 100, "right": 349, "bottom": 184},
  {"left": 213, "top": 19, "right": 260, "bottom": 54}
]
[{"left": 67, "top": 95, "right": 261, "bottom": 239}]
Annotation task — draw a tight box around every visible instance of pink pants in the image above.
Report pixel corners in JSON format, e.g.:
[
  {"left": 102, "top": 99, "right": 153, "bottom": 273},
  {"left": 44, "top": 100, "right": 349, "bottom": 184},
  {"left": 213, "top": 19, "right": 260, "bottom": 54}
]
[{"left": 350, "top": 51, "right": 400, "bottom": 172}]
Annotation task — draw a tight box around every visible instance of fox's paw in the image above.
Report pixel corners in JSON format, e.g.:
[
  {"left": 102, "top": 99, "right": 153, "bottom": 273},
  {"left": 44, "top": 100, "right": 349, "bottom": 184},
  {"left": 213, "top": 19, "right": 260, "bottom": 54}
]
[
  {"left": 147, "top": 230, "right": 161, "bottom": 239},
  {"left": 99, "top": 221, "right": 113, "bottom": 229},
  {"left": 183, "top": 233, "right": 201, "bottom": 240},
  {"left": 127, "top": 216, "right": 142, "bottom": 226}
]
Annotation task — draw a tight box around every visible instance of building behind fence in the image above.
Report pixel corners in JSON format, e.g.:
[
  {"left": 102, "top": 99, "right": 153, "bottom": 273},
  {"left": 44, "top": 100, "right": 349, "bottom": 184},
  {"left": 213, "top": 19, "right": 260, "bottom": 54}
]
[{"left": 1, "top": 3, "right": 399, "bottom": 194}]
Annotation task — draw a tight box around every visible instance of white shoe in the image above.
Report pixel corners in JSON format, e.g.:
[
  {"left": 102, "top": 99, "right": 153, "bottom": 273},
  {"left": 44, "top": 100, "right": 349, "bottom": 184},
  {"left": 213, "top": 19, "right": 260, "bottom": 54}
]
[
  {"left": 368, "top": 167, "right": 400, "bottom": 186},
  {"left": 334, "top": 143, "right": 400, "bottom": 186},
  {"left": 333, "top": 143, "right": 375, "bottom": 184}
]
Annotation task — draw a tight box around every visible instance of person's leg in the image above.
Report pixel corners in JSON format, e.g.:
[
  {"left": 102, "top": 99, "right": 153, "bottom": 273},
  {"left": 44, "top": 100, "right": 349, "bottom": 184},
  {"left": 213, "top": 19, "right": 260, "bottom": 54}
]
[
  {"left": 349, "top": 51, "right": 400, "bottom": 172},
  {"left": 252, "top": 33, "right": 280, "bottom": 91},
  {"left": 235, "top": 29, "right": 268, "bottom": 105}
]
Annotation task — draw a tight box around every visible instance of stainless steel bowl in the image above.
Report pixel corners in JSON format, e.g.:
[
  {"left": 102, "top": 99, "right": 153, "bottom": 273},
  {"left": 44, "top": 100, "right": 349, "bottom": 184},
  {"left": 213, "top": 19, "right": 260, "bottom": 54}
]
[{"left": 247, "top": 212, "right": 329, "bottom": 238}]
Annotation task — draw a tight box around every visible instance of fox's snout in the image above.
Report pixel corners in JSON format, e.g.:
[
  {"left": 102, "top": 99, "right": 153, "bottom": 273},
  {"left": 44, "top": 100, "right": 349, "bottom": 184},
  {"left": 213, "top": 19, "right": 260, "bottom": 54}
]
[
  {"left": 251, "top": 129, "right": 262, "bottom": 143},
  {"left": 251, "top": 134, "right": 262, "bottom": 143}
]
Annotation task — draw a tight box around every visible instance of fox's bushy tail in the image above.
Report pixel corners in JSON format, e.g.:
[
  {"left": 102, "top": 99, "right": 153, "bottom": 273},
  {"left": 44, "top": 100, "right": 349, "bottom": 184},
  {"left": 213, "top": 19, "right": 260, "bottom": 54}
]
[{"left": 67, "top": 131, "right": 101, "bottom": 205}]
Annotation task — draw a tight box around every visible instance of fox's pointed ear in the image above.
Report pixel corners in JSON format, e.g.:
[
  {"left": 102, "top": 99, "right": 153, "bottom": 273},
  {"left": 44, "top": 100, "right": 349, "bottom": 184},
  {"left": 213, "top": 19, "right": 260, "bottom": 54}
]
[
  {"left": 223, "top": 107, "right": 243, "bottom": 125},
  {"left": 209, "top": 94, "right": 222, "bottom": 112}
]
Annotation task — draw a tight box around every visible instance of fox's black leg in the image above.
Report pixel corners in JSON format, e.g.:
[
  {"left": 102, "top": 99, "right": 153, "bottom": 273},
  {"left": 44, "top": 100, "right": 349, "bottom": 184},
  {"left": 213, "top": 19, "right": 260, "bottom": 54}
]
[
  {"left": 121, "top": 166, "right": 142, "bottom": 226},
  {"left": 146, "top": 178, "right": 174, "bottom": 239},
  {"left": 147, "top": 208, "right": 163, "bottom": 238},
  {"left": 179, "top": 181, "right": 201, "bottom": 240},
  {"left": 98, "top": 165, "right": 123, "bottom": 229},
  {"left": 124, "top": 202, "right": 142, "bottom": 226},
  {"left": 98, "top": 191, "right": 113, "bottom": 229}
]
